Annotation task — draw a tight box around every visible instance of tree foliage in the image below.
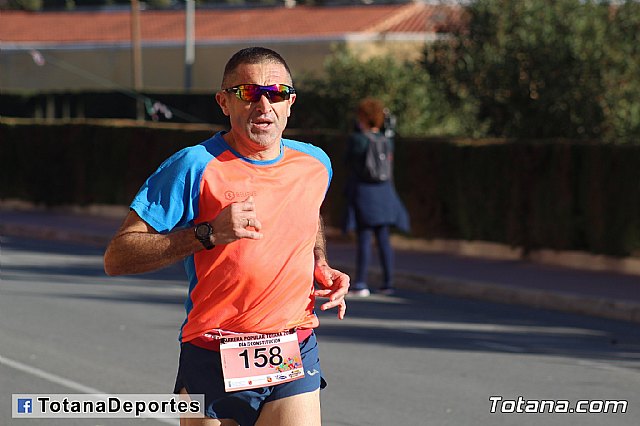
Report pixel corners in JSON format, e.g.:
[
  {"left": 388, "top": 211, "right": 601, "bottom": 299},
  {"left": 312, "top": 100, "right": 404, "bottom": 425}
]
[
  {"left": 423, "top": 0, "right": 640, "bottom": 143},
  {"left": 602, "top": 1, "right": 640, "bottom": 142},
  {"left": 294, "top": 46, "right": 472, "bottom": 136},
  {"left": 4, "top": 0, "right": 43, "bottom": 10}
]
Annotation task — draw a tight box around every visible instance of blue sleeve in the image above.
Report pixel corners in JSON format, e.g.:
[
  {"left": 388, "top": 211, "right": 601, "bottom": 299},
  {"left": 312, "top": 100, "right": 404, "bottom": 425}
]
[{"left": 130, "top": 144, "right": 212, "bottom": 233}]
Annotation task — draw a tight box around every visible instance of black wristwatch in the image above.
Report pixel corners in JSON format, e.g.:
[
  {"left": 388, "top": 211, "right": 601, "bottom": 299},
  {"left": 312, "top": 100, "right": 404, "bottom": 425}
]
[{"left": 194, "top": 222, "right": 215, "bottom": 250}]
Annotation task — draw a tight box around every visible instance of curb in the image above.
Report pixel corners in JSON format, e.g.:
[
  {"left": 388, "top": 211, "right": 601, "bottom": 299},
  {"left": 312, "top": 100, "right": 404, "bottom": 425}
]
[
  {"left": 332, "top": 264, "right": 640, "bottom": 325},
  {"left": 396, "top": 272, "right": 640, "bottom": 324}
]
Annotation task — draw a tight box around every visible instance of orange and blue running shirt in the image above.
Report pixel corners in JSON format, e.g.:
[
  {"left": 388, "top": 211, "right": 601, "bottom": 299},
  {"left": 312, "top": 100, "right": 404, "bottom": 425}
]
[{"left": 130, "top": 131, "right": 332, "bottom": 344}]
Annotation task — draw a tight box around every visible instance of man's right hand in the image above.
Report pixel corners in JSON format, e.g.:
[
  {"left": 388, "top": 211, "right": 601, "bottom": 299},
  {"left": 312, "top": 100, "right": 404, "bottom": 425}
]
[
  {"left": 104, "top": 197, "right": 263, "bottom": 276},
  {"left": 210, "top": 196, "right": 263, "bottom": 245}
]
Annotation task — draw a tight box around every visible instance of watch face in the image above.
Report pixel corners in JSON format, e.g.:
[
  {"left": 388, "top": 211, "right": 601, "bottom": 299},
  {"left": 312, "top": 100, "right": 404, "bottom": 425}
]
[{"left": 195, "top": 223, "right": 211, "bottom": 239}]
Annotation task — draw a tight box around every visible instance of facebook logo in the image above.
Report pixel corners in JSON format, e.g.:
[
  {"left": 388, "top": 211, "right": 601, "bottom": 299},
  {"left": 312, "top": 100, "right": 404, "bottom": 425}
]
[{"left": 17, "top": 398, "right": 32, "bottom": 414}]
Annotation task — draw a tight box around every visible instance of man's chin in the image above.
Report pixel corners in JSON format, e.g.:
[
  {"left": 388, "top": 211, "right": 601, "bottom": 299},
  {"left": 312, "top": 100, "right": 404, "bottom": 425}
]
[{"left": 248, "top": 132, "right": 280, "bottom": 149}]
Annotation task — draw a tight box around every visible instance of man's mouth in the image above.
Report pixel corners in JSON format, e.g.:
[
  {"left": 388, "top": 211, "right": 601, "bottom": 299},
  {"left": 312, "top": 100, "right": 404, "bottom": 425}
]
[{"left": 252, "top": 118, "right": 273, "bottom": 129}]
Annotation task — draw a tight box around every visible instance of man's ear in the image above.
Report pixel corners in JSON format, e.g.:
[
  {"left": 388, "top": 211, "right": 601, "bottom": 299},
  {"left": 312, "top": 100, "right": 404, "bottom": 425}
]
[
  {"left": 286, "top": 94, "right": 296, "bottom": 117},
  {"left": 215, "top": 92, "right": 230, "bottom": 116}
]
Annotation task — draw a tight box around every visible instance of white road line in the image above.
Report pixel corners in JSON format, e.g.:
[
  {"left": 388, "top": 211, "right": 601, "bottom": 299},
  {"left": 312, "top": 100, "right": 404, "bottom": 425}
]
[
  {"left": 0, "top": 353, "right": 178, "bottom": 425},
  {"left": 0, "top": 354, "right": 102, "bottom": 394}
]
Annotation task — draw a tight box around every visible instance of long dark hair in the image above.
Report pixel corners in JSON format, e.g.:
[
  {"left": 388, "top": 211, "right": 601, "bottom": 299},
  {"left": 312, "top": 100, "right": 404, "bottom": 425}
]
[{"left": 357, "top": 97, "right": 385, "bottom": 130}]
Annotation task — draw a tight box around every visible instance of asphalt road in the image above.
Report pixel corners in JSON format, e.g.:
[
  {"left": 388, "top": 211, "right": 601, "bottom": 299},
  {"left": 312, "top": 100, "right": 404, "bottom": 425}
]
[{"left": 1, "top": 237, "right": 639, "bottom": 426}]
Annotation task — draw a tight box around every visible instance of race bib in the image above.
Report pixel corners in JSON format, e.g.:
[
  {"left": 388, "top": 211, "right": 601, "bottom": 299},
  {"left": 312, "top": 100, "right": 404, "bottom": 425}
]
[{"left": 219, "top": 330, "right": 304, "bottom": 392}]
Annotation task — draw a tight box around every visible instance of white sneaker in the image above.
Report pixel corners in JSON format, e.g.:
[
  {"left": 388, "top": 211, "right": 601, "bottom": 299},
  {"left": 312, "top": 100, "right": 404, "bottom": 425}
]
[{"left": 349, "top": 288, "right": 371, "bottom": 297}]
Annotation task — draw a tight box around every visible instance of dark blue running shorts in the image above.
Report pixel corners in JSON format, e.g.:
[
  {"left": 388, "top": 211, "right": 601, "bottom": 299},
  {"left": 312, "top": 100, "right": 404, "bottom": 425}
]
[{"left": 173, "top": 331, "right": 326, "bottom": 425}]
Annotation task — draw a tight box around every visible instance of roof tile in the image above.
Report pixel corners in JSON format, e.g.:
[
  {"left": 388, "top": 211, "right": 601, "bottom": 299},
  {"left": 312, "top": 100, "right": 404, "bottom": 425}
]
[{"left": 0, "top": 4, "right": 462, "bottom": 44}]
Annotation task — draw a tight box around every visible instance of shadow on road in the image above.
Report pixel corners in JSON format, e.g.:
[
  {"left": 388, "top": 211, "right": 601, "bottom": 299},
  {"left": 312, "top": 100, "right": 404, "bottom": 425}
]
[
  {"left": 315, "top": 294, "right": 640, "bottom": 370},
  {"left": 4, "top": 235, "right": 640, "bottom": 372}
]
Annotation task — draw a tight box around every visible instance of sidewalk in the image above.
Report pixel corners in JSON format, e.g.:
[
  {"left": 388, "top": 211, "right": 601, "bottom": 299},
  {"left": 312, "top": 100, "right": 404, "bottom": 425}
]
[{"left": 1, "top": 206, "right": 639, "bottom": 324}]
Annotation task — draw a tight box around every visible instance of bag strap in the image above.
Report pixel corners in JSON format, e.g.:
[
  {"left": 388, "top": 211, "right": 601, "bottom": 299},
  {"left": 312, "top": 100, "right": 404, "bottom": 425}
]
[{"left": 363, "top": 130, "right": 388, "bottom": 146}]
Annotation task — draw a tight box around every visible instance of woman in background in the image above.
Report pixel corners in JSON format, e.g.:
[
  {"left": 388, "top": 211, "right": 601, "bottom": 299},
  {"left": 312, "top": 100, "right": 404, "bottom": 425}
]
[{"left": 344, "top": 97, "right": 410, "bottom": 297}]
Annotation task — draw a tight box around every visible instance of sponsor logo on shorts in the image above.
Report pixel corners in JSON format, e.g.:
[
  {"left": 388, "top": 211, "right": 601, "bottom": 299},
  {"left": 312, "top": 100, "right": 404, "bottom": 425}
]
[{"left": 289, "top": 370, "right": 303, "bottom": 379}]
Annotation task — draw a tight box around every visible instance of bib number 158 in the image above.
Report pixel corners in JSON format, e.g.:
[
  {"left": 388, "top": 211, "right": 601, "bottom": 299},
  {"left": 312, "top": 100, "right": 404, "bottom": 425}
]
[
  {"left": 238, "top": 346, "right": 283, "bottom": 369},
  {"left": 219, "top": 331, "right": 304, "bottom": 392}
]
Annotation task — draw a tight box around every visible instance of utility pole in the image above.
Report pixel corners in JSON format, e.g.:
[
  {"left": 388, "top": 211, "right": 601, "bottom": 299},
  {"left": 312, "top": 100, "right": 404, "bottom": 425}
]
[
  {"left": 185, "top": 0, "right": 195, "bottom": 91},
  {"left": 131, "top": 0, "right": 144, "bottom": 121}
]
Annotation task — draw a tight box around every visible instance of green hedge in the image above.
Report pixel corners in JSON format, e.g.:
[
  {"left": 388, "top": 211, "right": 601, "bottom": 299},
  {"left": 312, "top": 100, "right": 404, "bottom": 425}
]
[
  {"left": 2, "top": 119, "right": 639, "bottom": 257},
  {"left": 0, "top": 120, "right": 213, "bottom": 205},
  {"left": 395, "top": 139, "right": 640, "bottom": 257}
]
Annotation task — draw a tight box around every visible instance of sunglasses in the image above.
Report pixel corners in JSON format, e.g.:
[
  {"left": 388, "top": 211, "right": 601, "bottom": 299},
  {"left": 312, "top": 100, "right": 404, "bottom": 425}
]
[{"left": 223, "top": 84, "right": 295, "bottom": 103}]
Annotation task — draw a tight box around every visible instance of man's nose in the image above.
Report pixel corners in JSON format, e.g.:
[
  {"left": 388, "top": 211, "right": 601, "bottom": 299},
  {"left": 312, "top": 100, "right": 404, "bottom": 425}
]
[{"left": 255, "top": 92, "right": 273, "bottom": 111}]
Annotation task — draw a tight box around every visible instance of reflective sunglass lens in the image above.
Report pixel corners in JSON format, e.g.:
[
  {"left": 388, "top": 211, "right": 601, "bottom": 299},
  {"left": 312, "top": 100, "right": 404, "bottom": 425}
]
[
  {"left": 266, "top": 91, "right": 287, "bottom": 103},
  {"left": 228, "top": 84, "right": 293, "bottom": 103},
  {"left": 238, "top": 85, "right": 262, "bottom": 102}
]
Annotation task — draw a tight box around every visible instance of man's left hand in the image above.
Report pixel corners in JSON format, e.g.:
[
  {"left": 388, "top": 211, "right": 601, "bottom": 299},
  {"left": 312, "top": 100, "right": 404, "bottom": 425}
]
[{"left": 313, "top": 263, "right": 350, "bottom": 320}]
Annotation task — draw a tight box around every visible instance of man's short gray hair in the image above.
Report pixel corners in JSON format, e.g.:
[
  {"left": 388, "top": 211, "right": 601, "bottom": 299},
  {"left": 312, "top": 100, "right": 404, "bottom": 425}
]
[{"left": 221, "top": 47, "right": 293, "bottom": 88}]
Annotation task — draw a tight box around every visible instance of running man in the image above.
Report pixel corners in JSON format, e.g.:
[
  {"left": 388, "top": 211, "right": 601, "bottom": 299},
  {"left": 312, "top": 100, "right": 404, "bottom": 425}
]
[{"left": 104, "top": 47, "right": 350, "bottom": 426}]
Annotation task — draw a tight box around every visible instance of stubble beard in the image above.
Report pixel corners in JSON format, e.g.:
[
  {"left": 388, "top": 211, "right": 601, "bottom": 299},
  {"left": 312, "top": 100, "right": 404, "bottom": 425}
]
[{"left": 247, "top": 118, "right": 287, "bottom": 148}]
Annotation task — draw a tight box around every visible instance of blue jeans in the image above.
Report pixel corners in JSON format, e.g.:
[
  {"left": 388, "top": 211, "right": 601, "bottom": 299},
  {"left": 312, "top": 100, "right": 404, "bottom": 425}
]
[{"left": 355, "top": 225, "right": 394, "bottom": 289}]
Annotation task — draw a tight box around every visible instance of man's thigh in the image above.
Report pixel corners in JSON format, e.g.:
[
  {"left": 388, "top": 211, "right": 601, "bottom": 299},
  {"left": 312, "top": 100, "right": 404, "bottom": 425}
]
[
  {"left": 179, "top": 416, "right": 238, "bottom": 426},
  {"left": 179, "top": 388, "right": 238, "bottom": 426},
  {"left": 255, "top": 390, "right": 321, "bottom": 426},
  {"left": 179, "top": 388, "right": 320, "bottom": 426}
]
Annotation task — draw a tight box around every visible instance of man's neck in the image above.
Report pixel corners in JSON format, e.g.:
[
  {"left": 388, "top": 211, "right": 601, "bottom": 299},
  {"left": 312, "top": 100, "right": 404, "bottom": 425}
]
[{"left": 224, "top": 131, "right": 281, "bottom": 161}]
